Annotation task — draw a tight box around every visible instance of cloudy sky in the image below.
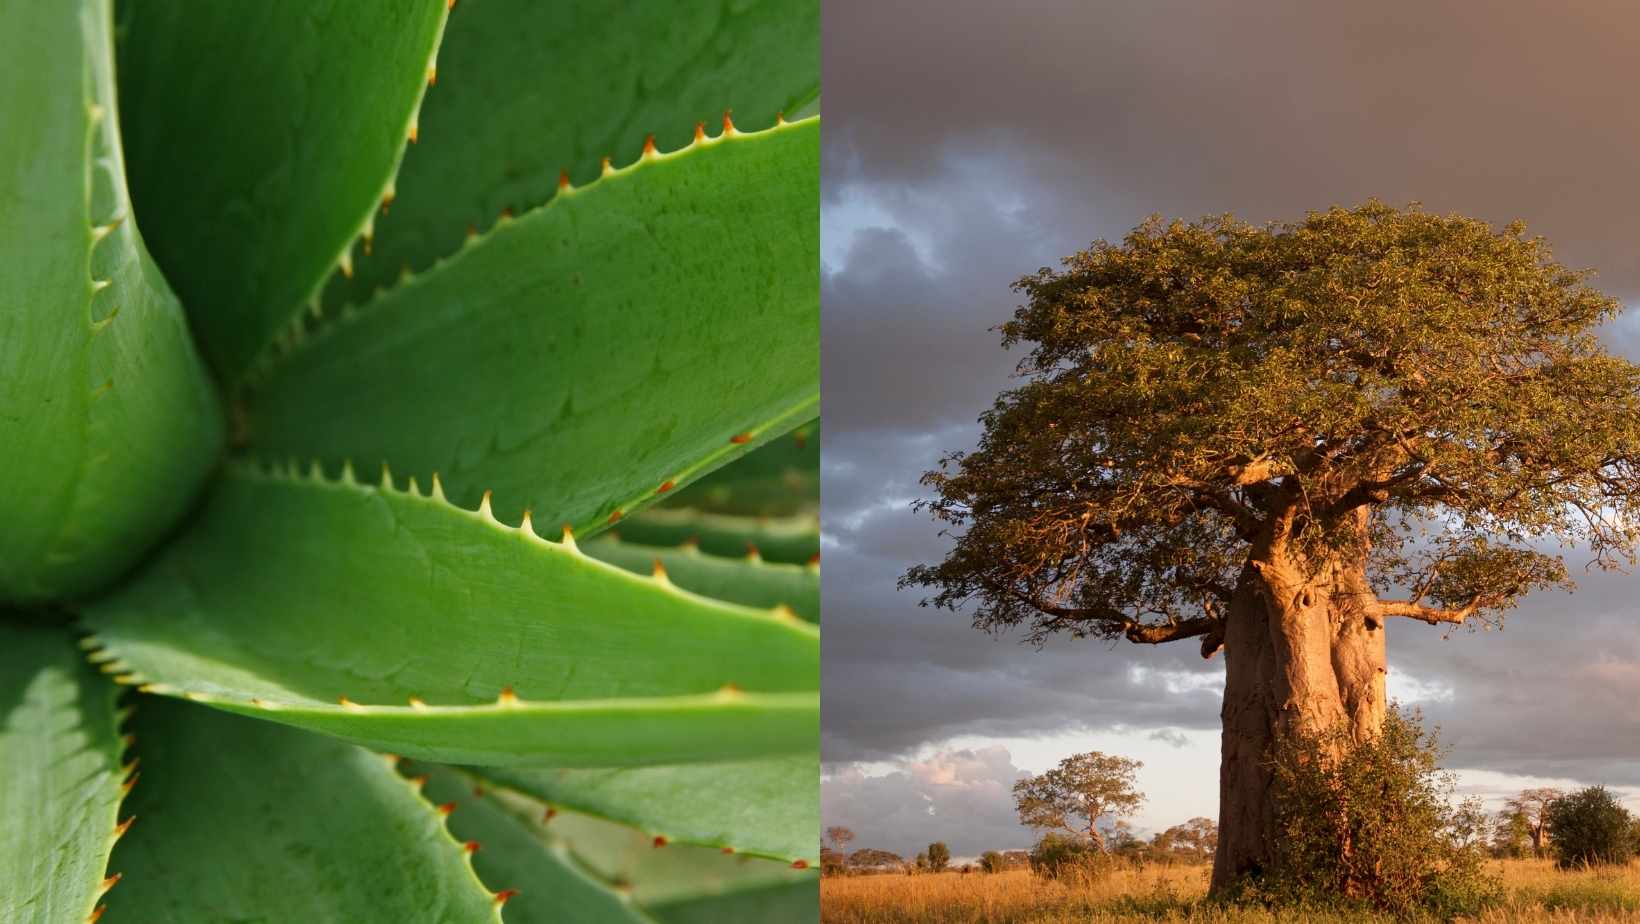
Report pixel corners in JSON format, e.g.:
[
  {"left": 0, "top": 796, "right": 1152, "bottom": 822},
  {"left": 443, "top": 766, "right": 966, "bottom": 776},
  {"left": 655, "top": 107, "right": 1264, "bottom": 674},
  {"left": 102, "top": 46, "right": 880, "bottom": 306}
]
[{"left": 820, "top": 0, "right": 1640, "bottom": 860}]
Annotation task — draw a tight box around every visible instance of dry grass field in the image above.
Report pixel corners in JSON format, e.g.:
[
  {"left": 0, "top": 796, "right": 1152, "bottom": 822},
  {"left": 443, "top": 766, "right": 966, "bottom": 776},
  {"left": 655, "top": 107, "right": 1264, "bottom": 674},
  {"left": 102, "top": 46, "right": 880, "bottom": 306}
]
[{"left": 821, "top": 859, "right": 1640, "bottom": 923}]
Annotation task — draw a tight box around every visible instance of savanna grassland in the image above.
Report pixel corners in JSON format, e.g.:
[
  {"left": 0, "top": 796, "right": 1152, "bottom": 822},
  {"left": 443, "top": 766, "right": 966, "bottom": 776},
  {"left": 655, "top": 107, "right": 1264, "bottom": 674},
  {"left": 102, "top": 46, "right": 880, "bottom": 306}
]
[{"left": 821, "top": 860, "right": 1640, "bottom": 923}]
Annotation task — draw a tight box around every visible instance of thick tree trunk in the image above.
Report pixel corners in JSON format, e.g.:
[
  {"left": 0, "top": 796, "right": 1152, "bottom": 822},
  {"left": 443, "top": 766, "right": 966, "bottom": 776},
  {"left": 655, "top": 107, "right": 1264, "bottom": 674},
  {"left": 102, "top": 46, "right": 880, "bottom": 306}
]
[{"left": 1208, "top": 535, "right": 1388, "bottom": 894}]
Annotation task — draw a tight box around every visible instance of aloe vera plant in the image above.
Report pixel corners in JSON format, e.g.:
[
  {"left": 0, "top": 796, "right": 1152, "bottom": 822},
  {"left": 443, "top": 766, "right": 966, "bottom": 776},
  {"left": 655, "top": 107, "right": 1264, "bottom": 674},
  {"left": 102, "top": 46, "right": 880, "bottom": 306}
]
[{"left": 1, "top": 1, "right": 819, "bottom": 921}]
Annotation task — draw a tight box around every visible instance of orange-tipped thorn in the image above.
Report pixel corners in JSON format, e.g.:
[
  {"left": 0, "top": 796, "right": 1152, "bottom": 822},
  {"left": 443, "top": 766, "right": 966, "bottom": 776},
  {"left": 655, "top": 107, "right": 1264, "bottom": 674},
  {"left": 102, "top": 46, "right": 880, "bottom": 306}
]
[
  {"left": 409, "top": 774, "right": 430, "bottom": 790},
  {"left": 121, "top": 773, "right": 140, "bottom": 796},
  {"left": 437, "top": 801, "right": 458, "bottom": 816},
  {"left": 427, "top": 65, "right": 437, "bottom": 86},
  {"left": 497, "top": 686, "right": 519, "bottom": 707},
  {"left": 746, "top": 543, "right": 763, "bottom": 561},
  {"left": 447, "top": 0, "right": 456, "bottom": 9},
  {"left": 499, "top": 207, "right": 513, "bottom": 220},
  {"left": 600, "top": 155, "right": 614, "bottom": 176},
  {"left": 114, "top": 816, "right": 136, "bottom": 840},
  {"left": 693, "top": 121, "right": 707, "bottom": 143},
  {"left": 338, "top": 696, "right": 362, "bottom": 711},
  {"left": 464, "top": 840, "right": 482, "bottom": 854},
  {"left": 652, "top": 835, "right": 669, "bottom": 848},
  {"left": 730, "top": 432, "right": 752, "bottom": 444},
  {"left": 89, "top": 906, "right": 106, "bottom": 923},
  {"left": 777, "top": 111, "right": 788, "bottom": 125},
  {"left": 656, "top": 479, "right": 675, "bottom": 493},
  {"left": 791, "top": 859, "right": 809, "bottom": 870},
  {"left": 722, "top": 110, "right": 737, "bottom": 135},
  {"left": 642, "top": 134, "right": 658, "bottom": 158},
  {"left": 607, "top": 509, "right": 623, "bottom": 525},
  {"left": 408, "top": 123, "right": 419, "bottom": 144},
  {"left": 558, "top": 168, "right": 571, "bottom": 191},
  {"left": 99, "top": 873, "right": 121, "bottom": 895},
  {"left": 807, "top": 552, "right": 821, "bottom": 566},
  {"left": 381, "top": 192, "right": 395, "bottom": 214},
  {"left": 408, "top": 696, "right": 428, "bottom": 711},
  {"left": 721, "top": 846, "right": 735, "bottom": 854},
  {"left": 493, "top": 889, "right": 519, "bottom": 907},
  {"left": 543, "top": 806, "right": 558, "bottom": 822}
]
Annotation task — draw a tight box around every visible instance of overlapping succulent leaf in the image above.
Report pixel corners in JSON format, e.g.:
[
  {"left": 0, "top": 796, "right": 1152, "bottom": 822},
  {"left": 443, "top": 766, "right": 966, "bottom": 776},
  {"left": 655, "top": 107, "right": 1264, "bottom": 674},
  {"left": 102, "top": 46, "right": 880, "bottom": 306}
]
[
  {"left": 81, "top": 464, "right": 819, "bottom": 766},
  {"left": 0, "top": 0, "right": 221, "bottom": 603},
  {"left": 5, "top": 0, "right": 819, "bottom": 918},
  {"left": 0, "top": 625, "right": 130, "bottom": 924}
]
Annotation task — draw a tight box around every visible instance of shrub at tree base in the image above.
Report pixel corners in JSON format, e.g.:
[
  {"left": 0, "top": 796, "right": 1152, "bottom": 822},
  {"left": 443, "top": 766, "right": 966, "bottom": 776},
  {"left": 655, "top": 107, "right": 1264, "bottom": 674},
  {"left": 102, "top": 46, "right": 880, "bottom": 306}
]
[
  {"left": 1548, "top": 786, "right": 1636, "bottom": 869},
  {"left": 1029, "top": 833, "right": 1115, "bottom": 881},
  {"left": 1227, "top": 708, "right": 1502, "bottom": 918}
]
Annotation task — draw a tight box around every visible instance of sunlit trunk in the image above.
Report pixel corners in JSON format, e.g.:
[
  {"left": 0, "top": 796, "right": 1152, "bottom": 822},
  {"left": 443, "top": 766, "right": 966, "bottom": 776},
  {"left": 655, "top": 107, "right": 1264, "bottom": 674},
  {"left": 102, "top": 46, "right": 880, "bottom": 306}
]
[{"left": 1208, "top": 527, "right": 1388, "bottom": 894}]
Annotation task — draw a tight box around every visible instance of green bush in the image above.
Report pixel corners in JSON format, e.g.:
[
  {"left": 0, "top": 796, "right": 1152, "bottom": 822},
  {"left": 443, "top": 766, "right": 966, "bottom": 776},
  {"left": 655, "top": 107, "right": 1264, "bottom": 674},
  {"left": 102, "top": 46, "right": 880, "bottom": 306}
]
[
  {"left": 1233, "top": 707, "right": 1501, "bottom": 918},
  {"left": 1029, "top": 833, "right": 1112, "bottom": 880},
  {"left": 1547, "top": 785, "right": 1635, "bottom": 868}
]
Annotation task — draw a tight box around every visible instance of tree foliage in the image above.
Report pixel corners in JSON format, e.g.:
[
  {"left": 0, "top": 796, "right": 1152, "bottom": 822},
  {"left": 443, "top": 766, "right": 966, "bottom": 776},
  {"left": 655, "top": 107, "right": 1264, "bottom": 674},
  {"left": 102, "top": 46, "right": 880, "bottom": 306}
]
[
  {"left": 926, "top": 842, "right": 951, "bottom": 873},
  {"left": 1013, "top": 751, "right": 1144, "bottom": 852},
  {"left": 905, "top": 202, "right": 1640, "bottom": 650},
  {"left": 1546, "top": 785, "right": 1635, "bottom": 868}
]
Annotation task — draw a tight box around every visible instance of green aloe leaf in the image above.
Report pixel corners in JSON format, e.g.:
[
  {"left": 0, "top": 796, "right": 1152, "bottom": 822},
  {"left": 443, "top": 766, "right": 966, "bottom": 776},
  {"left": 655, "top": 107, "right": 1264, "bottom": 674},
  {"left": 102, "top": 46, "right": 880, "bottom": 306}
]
[
  {"left": 662, "top": 420, "right": 819, "bottom": 517},
  {"left": 585, "top": 537, "right": 818, "bottom": 623},
  {"left": 614, "top": 509, "right": 821, "bottom": 566},
  {"left": 411, "top": 765, "right": 653, "bottom": 924},
  {"left": 542, "top": 799, "right": 816, "bottom": 920},
  {"left": 649, "top": 878, "right": 819, "bottom": 924},
  {"left": 331, "top": 0, "right": 819, "bottom": 308},
  {"left": 115, "top": 0, "right": 449, "bottom": 379},
  {"left": 473, "top": 752, "right": 819, "bottom": 865},
  {"left": 239, "top": 117, "right": 820, "bottom": 536},
  {"left": 80, "top": 464, "right": 818, "bottom": 766},
  {"left": 0, "top": 0, "right": 222, "bottom": 603},
  {"left": 100, "top": 697, "right": 503, "bottom": 922},
  {"left": 0, "top": 624, "right": 129, "bottom": 924}
]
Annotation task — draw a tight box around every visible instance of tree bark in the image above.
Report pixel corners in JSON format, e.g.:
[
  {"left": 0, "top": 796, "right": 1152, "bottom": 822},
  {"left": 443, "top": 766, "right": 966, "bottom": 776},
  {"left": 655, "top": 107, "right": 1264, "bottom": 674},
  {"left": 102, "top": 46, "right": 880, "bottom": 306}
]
[{"left": 1209, "top": 529, "right": 1388, "bottom": 894}]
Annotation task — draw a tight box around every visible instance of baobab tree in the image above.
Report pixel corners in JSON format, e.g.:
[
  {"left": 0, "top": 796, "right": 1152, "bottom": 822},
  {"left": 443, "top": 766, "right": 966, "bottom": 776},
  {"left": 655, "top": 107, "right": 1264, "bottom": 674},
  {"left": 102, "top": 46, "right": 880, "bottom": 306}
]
[
  {"left": 1505, "top": 788, "right": 1564, "bottom": 857},
  {"left": 903, "top": 202, "right": 1640, "bottom": 892}
]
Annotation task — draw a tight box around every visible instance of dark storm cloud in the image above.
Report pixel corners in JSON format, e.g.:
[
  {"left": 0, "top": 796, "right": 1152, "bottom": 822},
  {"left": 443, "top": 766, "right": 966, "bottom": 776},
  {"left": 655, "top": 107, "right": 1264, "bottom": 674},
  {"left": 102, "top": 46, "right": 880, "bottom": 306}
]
[{"left": 821, "top": 0, "right": 1640, "bottom": 797}]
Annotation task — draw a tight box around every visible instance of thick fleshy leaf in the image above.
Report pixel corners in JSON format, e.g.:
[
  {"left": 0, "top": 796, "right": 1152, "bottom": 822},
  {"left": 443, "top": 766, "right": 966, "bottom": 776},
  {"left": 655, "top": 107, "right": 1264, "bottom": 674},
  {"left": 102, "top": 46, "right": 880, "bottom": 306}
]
[
  {"left": 116, "top": 0, "right": 449, "bottom": 379},
  {"left": 240, "top": 117, "right": 820, "bottom": 536},
  {"left": 444, "top": 778, "right": 814, "bottom": 922},
  {"left": 80, "top": 464, "right": 819, "bottom": 766},
  {"left": 662, "top": 420, "right": 819, "bottom": 517},
  {"left": 0, "top": 625, "right": 128, "bottom": 924},
  {"left": 0, "top": 0, "right": 222, "bottom": 603},
  {"left": 585, "top": 537, "right": 818, "bottom": 623},
  {"left": 100, "top": 697, "right": 503, "bottom": 922},
  {"left": 613, "top": 509, "right": 821, "bottom": 566},
  {"left": 542, "top": 800, "right": 815, "bottom": 912},
  {"left": 411, "top": 766, "right": 652, "bottom": 924},
  {"left": 649, "top": 878, "right": 818, "bottom": 924},
  {"left": 331, "top": 0, "right": 819, "bottom": 307},
  {"left": 474, "top": 752, "right": 819, "bottom": 865}
]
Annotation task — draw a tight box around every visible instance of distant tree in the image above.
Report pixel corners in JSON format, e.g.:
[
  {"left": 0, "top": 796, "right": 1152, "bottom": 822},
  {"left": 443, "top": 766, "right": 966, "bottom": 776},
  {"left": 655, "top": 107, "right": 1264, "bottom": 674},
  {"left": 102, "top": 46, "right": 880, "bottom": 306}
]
[
  {"left": 904, "top": 202, "right": 1640, "bottom": 893},
  {"left": 979, "top": 850, "right": 1006, "bottom": 873},
  {"left": 913, "top": 851, "right": 929, "bottom": 873},
  {"left": 1154, "top": 817, "right": 1218, "bottom": 862},
  {"left": 926, "top": 841, "right": 951, "bottom": 872},
  {"left": 825, "top": 826, "right": 856, "bottom": 853},
  {"left": 819, "top": 846, "right": 848, "bottom": 876},
  {"left": 847, "top": 848, "right": 904, "bottom": 872},
  {"left": 1504, "top": 788, "right": 1563, "bottom": 858},
  {"left": 1012, "top": 751, "right": 1143, "bottom": 853},
  {"left": 1492, "top": 809, "right": 1533, "bottom": 859},
  {"left": 1546, "top": 785, "right": 1634, "bottom": 868}
]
